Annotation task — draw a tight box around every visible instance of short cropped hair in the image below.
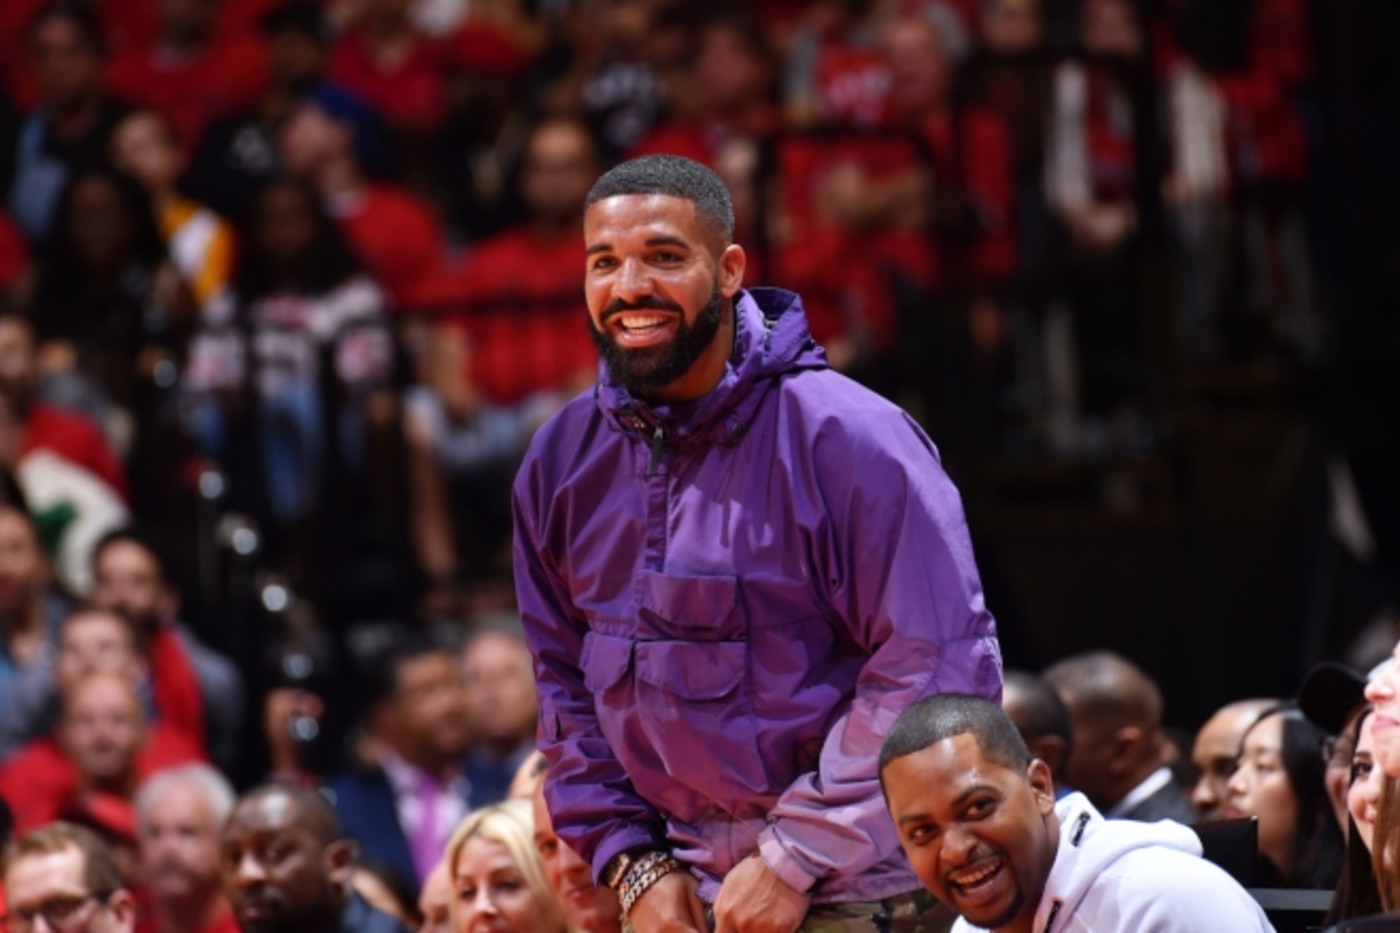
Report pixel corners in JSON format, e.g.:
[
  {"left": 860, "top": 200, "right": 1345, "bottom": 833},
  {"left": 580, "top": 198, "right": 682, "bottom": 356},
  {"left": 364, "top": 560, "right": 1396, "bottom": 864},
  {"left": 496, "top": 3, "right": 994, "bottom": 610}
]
[
  {"left": 1004, "top": 670, "right": 1073, "bottom": 749},
  {"left": 135, "top": 764, "right": 236, "bottom": 834},
  {"left": 362, "top": 630, "right": 452, "bottom": 713},
  {"left": 585, "top": 154, "right": 735, "bottom": 242},
  {"left": 236, "top": 781, "right": 344, "bottom": 847},
  {"left": 880, "top": 694, "right": 1032, "bottom": 785},
  {"left": 4, "top": 822, "right": 124, "bottom": 896}
]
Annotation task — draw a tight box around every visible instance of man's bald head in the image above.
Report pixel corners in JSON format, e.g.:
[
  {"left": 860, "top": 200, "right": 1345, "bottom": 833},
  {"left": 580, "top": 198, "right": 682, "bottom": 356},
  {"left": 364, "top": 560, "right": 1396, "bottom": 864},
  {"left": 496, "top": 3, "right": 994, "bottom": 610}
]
[
  {"left": 1191, "top": 698, "right": 1276, "bottom": 823},
  {"left": 234, "top": 782, "right": 343, "bottom": 846},
  {"left": 223, "top": 784, "right": 353, "bottom": 933},
  {"left": 1041, "top": 652, "right": 1169, "bottom": 812},
  {"left": 1042, "top": 651, "right": 1163, "bottom": 733},
  {"left": 1003, "top": 670, "right": 1073, "bottom": 783}
]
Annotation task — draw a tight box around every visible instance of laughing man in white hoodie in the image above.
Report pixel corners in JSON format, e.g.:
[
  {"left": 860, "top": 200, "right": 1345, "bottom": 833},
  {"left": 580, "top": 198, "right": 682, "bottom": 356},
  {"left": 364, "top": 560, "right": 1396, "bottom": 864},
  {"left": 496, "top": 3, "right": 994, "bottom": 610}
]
[{"left": 880, "top": 694, "right": 1274, "bottom": 933}]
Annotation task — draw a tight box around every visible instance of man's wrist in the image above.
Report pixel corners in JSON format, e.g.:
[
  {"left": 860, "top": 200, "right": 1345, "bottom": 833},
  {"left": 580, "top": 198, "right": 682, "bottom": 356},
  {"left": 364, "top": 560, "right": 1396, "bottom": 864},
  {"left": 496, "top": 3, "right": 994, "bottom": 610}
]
[
  {"left": 602, "top": 846, "right": 664, "bottom": 891},
  {"left": 617, "top": 851, "right": 684, "bottom": 915},
  {"left": 757, "top": 829, "right": 818, "bottom": 894}
]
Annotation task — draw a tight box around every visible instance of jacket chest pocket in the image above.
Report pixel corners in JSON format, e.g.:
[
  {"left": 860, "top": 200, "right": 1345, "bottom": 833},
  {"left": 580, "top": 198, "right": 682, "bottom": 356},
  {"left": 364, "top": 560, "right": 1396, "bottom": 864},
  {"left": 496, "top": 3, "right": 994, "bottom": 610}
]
[
  {"left": 636, "top": 570, "right": 742, "bottom": 640},
  {"left": 580, "top": 626, "right": 772, "bottom": 818}
]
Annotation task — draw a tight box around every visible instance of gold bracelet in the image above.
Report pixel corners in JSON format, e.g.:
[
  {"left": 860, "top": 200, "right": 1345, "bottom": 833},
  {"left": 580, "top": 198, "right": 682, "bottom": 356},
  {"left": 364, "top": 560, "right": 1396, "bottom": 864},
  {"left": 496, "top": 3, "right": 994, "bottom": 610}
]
[{"left": 619, "top": 853, "right": 683, "bottom": 915}]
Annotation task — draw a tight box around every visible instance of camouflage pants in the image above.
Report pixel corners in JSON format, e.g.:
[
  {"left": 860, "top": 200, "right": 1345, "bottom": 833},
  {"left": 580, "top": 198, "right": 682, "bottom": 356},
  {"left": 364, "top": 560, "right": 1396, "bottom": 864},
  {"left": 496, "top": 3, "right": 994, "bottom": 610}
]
[
  {"left": 799, "top": 890, "right": 955, "bottom": 933},
  {"left": 624, "top": 889, "right": 956, "bottom": 933}
]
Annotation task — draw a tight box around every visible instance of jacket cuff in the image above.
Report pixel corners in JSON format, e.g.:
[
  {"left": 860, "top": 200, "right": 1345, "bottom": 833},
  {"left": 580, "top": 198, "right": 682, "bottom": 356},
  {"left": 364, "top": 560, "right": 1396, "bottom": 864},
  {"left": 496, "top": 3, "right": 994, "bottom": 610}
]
[
  {"left": 757, "top": 825, "right": 819, "bottom": 894},
  {"left": 592, "top": 828, "right": 669, "bottom": 887}
]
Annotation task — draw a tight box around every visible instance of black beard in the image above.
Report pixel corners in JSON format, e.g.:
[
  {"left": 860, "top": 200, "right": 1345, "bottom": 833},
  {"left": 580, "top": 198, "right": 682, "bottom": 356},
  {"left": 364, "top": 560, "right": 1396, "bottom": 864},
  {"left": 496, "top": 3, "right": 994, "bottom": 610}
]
[{"left": 588, "top": 284, "right": 724, "bottom": 400}]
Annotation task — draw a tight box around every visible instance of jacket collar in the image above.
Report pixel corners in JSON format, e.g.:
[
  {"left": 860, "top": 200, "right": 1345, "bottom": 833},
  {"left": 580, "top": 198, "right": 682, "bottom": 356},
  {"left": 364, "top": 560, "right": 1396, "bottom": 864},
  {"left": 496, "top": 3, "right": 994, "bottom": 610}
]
[{"left": 596, "top": 287, "right": 826, "bottom": 446}]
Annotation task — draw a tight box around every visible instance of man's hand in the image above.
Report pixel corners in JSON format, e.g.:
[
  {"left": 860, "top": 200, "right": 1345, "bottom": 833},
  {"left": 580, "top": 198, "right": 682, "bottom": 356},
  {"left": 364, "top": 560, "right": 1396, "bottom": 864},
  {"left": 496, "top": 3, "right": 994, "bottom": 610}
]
[
  {"left": 628, "top": 870, "right": 708, "bottom": 933},
  {"left": 713, "top": 854, "right": 811, "bottom": 933}
]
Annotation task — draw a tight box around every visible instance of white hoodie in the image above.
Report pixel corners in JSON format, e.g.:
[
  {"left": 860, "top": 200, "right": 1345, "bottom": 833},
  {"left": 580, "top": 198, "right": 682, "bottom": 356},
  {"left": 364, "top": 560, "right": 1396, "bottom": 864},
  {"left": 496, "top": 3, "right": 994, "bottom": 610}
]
[{"left": 952, "top": 792, "right": 1276, "bottom": 933}]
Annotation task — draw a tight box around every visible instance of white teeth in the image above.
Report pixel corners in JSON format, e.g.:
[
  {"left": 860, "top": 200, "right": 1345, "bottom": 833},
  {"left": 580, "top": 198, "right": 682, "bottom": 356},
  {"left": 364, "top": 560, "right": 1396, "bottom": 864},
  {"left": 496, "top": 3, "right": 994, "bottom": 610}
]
[
  {"left": 619, "top": 314, "right": 668, "bottom": 330},
  {"left": 951, "top": 862, "right": 999, "bottom": 888}
]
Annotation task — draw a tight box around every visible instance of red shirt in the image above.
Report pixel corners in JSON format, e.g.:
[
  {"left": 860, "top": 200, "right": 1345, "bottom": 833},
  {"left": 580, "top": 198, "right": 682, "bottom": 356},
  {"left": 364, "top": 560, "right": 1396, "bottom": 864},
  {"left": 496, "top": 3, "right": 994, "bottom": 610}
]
[
  {"left": 105, "top": 33, "right": 268, "bottom": 150},
  {"left": 135, "top": 904, "right": 239, "bottom": 933},
  {"left": 453, "top": 227, "right": 595, "bottom": 405},
  {"left": 0, "top": 727, "right": 204, "bottom": 834},
  {"left": 331, "top": 29, "right": 448, "bottom": 131},
  {"left": 0, "top": 210, "right": 30, "bottom": 288},
  {"left": 333, "top": 185, "right": 451, "bottom": 311},
  {"left": 20, "top": 402, "right": 129, "bottom": 500}
]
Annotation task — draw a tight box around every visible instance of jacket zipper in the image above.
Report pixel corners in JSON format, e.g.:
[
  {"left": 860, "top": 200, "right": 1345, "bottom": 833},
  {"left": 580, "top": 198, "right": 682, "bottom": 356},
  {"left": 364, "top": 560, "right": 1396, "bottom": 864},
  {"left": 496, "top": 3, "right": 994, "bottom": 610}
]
[{"left": 648, "top": 424, "right": 664, "bottom": 476}]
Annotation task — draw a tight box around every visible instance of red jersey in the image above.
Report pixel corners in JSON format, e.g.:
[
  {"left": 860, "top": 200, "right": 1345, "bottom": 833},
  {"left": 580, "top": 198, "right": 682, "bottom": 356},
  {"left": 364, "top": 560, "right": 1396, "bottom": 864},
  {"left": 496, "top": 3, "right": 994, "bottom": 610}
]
[
  {"left": 331, "top": 29, "right": 448, "bottom": 131},
  {"left": 105, "top": 33, "right": 268, "bottom": 150},
  {"left": 332, "top": 185, "right": 451, "bottom": 311},
  {"left": 0, "top": 727, "right": 204, "bottom": 834},
  {"left": 453, "top": 227, "right": 595, "bottom": 405},
  {"left": 0, "top": 210, "right": 30, "bottom": 288}
]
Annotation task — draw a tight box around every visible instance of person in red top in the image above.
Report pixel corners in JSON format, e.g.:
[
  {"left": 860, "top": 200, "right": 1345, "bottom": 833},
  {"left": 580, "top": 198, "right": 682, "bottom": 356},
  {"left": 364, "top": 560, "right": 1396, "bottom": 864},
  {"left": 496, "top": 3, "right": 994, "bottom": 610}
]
[
  {"left": 0, "top": 210, "right": 30, "bottom": 299},
  {"left": 279, "top": 86, "right": 451, "bottom": 312},
  {"left": 330, "top": 0, "right": 448, "bottom": 133},
  {"left": 629, "top": 12, "right": 777, "bottom": 283},
  {"left": 105, "top": 0, "right": 269, "bottom": 151},
  {"left": 0, "top": 668, "right": 203, "bottom": 835},
  {"left": 632, "top": 13, "right": 778, "bottom": 169},
  {"left": 406, "top": 117, "right": 598, "bottom": 605},
  {"left": 0, "top": 312, "right": 127, "bottom": 499},
  {"left": 135, "top": 765, "right": 240, "bottom": 933}
]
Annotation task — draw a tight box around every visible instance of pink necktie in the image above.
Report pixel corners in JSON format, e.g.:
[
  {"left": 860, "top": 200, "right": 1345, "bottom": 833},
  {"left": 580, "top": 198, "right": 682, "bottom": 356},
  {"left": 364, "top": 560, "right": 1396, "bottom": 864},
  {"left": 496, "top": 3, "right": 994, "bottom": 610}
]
[{"left": 411, "top": 771, "right": 442, "bottom": 882}]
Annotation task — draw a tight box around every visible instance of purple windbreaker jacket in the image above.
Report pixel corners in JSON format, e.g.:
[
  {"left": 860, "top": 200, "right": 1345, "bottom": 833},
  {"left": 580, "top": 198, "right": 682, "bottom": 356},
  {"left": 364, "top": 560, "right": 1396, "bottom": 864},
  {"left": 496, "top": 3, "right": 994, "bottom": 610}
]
[{"left": 513, "top": 287, "right": 1002, "bottom": 904}]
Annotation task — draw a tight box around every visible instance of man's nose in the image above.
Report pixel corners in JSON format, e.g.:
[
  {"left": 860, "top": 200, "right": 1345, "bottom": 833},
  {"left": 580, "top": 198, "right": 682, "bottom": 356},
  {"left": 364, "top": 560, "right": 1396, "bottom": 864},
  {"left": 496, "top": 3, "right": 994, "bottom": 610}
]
[
  {"left": 613, "top": 257, "right": 655, "bottom": 304},
  {"left": 942, "top": 825, "right": 978, "bottom": 863},
  {"left": 235, "top": 852, "right": 267, "bottom": 885}
]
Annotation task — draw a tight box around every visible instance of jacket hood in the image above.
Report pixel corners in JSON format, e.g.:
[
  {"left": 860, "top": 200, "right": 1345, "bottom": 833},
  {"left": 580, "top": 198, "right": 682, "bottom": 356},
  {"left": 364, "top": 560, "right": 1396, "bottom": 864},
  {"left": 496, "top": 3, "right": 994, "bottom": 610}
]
[
  {"left": 1035, "top": 793, "right": 1203, "bottom": 932},
  {"left": 596, "top": 287, "right": 829, "bottom": 445}
]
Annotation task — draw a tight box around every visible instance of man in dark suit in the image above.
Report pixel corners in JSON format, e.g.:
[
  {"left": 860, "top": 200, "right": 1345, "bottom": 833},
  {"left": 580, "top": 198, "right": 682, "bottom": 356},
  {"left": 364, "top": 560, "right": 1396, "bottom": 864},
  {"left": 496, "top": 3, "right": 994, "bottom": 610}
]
[
  {"left": 1043, "top": 651, "right": 1197, "bottom": 825},
  {"left": 326, "top": 637, "right": 472, "bottom": 892}
]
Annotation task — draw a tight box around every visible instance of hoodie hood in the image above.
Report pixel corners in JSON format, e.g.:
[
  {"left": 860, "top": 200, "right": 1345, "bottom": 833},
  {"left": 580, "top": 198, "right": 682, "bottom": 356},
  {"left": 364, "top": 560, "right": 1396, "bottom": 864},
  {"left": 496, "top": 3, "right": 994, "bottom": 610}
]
[
  {"left": 596, "top": 287, "right": 828, "bottom": 446},
  {"left": 1034, "top": 793, "right": 1203, "bottom": 932}
]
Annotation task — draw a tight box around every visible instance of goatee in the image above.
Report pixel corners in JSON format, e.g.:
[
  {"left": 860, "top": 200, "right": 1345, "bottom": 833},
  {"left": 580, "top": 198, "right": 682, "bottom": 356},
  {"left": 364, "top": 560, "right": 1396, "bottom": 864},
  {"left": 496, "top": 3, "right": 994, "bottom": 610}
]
[{"left": 588, "top": 284, "right": 724, "bottom": 399}]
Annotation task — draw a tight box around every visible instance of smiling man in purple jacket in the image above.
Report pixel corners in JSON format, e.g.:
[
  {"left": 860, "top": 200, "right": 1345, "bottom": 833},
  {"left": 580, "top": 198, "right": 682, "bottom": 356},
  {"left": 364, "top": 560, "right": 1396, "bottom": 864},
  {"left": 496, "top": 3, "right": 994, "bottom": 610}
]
[{"left": 513, "top": 154, "right": 1003, "bottom": 933}]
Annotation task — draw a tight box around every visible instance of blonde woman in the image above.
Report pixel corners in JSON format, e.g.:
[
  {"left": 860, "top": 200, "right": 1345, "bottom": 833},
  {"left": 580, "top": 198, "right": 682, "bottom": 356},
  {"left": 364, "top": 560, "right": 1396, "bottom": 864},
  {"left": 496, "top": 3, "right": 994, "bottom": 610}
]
[{"left": 447, "top": 799, "right": 571, "bottom": 933}]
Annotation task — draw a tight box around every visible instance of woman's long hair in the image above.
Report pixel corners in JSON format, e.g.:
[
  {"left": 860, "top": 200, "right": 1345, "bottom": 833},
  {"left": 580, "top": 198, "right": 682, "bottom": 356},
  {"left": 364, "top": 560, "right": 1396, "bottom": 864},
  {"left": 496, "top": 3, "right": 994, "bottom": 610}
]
[
  {"left": 1327, "top": 707, "right": 1382, "bottom": 923},
  {"left": 232, "top": 176, "right": 364, "bottom": 302},
  {"left": 1273, "top": 707, "right": 1346, "bottom": 888},
  {"left": 1373, "top": 774, "right": 1400, "bottom": 910}
]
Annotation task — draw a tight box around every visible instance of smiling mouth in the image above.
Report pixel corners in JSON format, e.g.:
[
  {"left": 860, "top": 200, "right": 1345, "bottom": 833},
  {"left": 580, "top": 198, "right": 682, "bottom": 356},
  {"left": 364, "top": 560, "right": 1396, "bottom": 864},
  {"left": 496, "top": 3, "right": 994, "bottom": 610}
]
[
  {"left": 947, "top": 858, "right": 1005, "bottom": 901},
  {"left": 615, "top": 313, "right": 673, "bottom": 333}
]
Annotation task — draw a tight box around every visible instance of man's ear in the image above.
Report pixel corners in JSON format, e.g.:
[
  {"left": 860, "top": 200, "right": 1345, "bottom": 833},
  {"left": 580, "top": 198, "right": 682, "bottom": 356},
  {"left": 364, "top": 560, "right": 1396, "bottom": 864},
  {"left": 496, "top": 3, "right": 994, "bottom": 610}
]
[
  {"left": 1109, "top": 726, "right": 1145, "bottom": 775},
  {"left": 1027, "top": 759, "right": 1056, "bottom": 814},
  {"left": 106, "top": 888, "right": 137, "bottom": 933},
  {"left": 718, "top": 243, "right": 746, "bottom": 298},
  {"left": 325, "top": 839, "right": 358, "bottom": 888},
  {"left": 1030, "top": 735, "right": 1067, "bottom": 779}
]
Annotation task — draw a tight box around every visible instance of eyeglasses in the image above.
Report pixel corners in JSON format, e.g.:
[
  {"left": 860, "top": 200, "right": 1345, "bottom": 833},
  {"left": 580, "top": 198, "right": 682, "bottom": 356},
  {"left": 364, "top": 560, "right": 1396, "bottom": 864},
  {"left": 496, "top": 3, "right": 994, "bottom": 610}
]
[
  {"left": 1323, "top": 735, "right": 1355, "bottom": 769},
  {"left": 3, "top": 892, "right": 110, "bottom": 933}
]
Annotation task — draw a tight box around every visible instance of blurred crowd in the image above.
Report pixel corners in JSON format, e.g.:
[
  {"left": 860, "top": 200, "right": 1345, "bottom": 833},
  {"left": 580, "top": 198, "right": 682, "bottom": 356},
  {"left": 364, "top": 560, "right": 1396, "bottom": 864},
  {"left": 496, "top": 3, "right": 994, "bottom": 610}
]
[
  {"left": 0, "top": 0, "right": 1394, "bottom": 930},
  {"left": 0, "top": 0, "right": 1341, "bottom": 619}
]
